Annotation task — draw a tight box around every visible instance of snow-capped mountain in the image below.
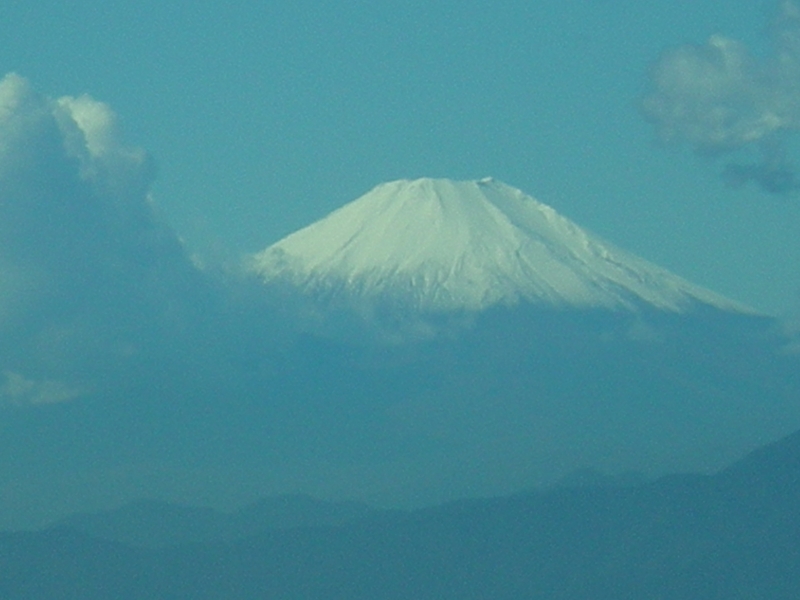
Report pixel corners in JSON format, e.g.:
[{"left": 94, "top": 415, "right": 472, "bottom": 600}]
[{"left": 250, "top": 178, "right": 751, "bottom": 314}]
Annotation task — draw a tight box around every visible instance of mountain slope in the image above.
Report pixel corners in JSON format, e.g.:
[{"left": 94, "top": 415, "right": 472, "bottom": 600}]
[
  {"left": 4, "top": 428, "right": 800, "bottom": 599},
  {"left": 237, "top": 177, "right": 800, "bottom": 504},
  {"left": 250, "top": 178, "right": 752, "bottom": 314}
]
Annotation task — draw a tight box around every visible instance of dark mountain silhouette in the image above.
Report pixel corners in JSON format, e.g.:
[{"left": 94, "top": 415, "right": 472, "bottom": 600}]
[{"left": 2, "top": 428, "right": 799, "bottom": 599}]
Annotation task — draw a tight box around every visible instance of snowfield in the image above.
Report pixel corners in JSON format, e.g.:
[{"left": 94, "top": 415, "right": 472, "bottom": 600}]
[{"left": 250, "top": 178, "right": 753, "bottom": 314}]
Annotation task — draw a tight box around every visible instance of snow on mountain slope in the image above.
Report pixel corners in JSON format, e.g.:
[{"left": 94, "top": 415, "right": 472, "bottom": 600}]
[{"left": 249, "top": 178, "right": 753, "bottom": 314}]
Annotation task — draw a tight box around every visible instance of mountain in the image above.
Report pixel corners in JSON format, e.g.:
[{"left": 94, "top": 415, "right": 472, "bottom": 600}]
[
  {"left": 249, "top": 177, "right": 752, "bottom": 318},
  {"left": 4, "top": 428, "right": 800, "bottom": 599},
  {"left": 1, "top": 178, "right": 796, "bottom": 531},
  {"left": 233, "top": 176, "right": 800, "bottom": 508}
]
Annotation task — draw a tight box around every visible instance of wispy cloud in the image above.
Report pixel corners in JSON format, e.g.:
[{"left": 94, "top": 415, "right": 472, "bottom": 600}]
[
  {"left": 642, "top": 1, "right": 800, "bottom": 194},
  {"left": 0, "top": 371, "right": 87, "bottom": 407}
]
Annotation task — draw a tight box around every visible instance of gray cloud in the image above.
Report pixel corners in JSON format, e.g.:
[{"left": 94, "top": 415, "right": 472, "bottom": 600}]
[
  {"left": 642, "top": 1, "right": 800, "bottom": 194},
  {"left": 0, "top": 73, "right": 216, "bottom": 394}
]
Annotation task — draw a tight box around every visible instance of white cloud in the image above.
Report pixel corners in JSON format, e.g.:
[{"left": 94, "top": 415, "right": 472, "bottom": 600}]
[
  {"left": 57, "top": 94, "right": 118, "bottom": 159},
  {"left": 0, "top": 370, "right": 87, "bottom": 407},
  {"left": 643, "top": 35, "right": 775, "bottom": 150},
  {"left": 642, "top": 1, "right": 800, "bottom": 193},
  {"left": 54, "top": 91, "right": 155, "bottom": 202}
]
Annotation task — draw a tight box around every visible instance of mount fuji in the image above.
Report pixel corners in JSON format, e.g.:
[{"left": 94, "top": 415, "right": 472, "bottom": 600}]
[
  {"left": 0, "top": 173, "right": 795, "bottom": 531},
  {"left": 250, "top": 177, "right": 752, "bottom": 319},
  {"left": 1, "top": 178, "right": 798, "bottom": 529},
  {"left": 232, "top": 177, "right": 800, "bottom": 506}
]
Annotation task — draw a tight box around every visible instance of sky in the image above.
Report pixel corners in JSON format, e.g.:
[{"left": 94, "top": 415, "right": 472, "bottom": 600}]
[
  {"left": 1, "top": 0, "right": 798, "bottom": 316},
  {"left": 4, "top": 0, "right": 800, "bottom": 529}
]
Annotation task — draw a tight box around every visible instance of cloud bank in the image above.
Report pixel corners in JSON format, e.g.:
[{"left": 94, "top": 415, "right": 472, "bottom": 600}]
[
  {"left": 0, "top": 73, "right": 213, "bottom": 401},
  {"left": 642, "top": 1, "right": 800, "bottom": 194}
]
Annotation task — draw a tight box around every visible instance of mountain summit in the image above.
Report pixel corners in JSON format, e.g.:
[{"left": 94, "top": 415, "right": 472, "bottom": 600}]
[{"left": 250, "top": 178, "right": 749, "bottom": 314}]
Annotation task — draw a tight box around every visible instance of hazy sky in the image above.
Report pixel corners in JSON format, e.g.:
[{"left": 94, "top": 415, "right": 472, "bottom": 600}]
[
  {"left": 5, "top": 0, "right": 800, "bottom": 529},
  {"left": 1, "top": 0, "right": 799, "bottom": 315}
]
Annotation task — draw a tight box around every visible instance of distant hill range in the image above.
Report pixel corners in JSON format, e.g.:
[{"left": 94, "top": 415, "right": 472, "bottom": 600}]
[{"left": 2, "top": 427, "right": 799, "bottom": 599}]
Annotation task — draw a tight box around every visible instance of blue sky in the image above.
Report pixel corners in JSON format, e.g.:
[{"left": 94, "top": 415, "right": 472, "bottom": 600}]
[
  {"left": 1, "top": 0, "right": 798, "bottom": 315},
  {"left": 4, "top": 0, "right": 800, "bottom": 528}
]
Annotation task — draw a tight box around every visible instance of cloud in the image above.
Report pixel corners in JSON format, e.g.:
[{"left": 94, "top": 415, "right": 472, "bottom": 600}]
[
  {"left": 0, "top": 370, "right": 88, "bottom": 407},
  {"left": 641, "top": 1, "right": 800, "bottom": 194},
  {"left": 0, "top": 73, "right": 214, "bottom": 390}
]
